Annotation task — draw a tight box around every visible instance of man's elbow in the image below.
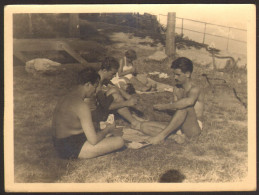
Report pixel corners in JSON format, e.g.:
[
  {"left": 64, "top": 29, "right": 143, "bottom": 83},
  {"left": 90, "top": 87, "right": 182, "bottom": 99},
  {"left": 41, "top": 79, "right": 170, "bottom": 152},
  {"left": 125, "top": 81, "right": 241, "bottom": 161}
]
[{"left": 187, "top": 99, "right": 196, "bottom": 107}]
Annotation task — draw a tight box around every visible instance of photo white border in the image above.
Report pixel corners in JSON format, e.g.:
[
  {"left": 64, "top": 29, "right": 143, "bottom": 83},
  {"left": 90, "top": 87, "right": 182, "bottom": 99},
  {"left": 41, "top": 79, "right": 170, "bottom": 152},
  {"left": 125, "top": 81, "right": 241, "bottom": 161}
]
[{"left": 4, "top": 4, "right": 256, "bottom": 192}]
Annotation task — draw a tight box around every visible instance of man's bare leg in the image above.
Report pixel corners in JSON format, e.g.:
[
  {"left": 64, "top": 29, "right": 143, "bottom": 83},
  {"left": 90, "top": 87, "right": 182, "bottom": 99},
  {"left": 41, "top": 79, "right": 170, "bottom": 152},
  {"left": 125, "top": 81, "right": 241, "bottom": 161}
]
[
  {"left": 141, "top": 121, "right": 167, "bottom": 136},
  {"left": 181, "top": 107, "right": 201, "bottom": 138},
  {"left": 144, "top": 107, "right": 200, "bottom": 139},
  {"left": 108, "top": 88, "right": 142, "bottom": 128},
  {"left": 117, "top": 107, "right": 141, "bottom": 126},
  {"left": 78, "top": 136, "right": 124, "bottom": 159}
]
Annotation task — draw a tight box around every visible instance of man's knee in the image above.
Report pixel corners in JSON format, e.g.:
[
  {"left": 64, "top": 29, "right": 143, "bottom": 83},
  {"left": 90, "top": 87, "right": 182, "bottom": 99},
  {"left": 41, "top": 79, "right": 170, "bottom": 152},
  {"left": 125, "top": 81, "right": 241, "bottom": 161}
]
[
  {"left": 175, "top": 108, "right": 188, "bottom": 115},
  {"left": 114, "top": 136, "right": 124, "bottom": 147}
]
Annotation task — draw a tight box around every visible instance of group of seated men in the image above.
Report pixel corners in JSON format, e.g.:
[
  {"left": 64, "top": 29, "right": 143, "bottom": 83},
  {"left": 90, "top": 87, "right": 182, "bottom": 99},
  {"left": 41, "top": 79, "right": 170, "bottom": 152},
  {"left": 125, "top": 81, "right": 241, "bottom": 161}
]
[{"left": 52, "top": 56, "right": 204, "bottom": 159}]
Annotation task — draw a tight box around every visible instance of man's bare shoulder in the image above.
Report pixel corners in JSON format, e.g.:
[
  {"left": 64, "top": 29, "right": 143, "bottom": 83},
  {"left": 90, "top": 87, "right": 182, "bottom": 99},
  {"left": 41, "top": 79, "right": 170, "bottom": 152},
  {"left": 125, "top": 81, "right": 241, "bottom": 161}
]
[
  {"left": 60, "top": 94, "right": 88, "bottom": 112},
  {"left": 190, "top": 84, "right": 205, "bottom": 100},
  {"left": 186, "top": 84, "right": 202, "bottom": 98},
  {"left": 190, "top": 84, "right": 200, "bottom": 92}
]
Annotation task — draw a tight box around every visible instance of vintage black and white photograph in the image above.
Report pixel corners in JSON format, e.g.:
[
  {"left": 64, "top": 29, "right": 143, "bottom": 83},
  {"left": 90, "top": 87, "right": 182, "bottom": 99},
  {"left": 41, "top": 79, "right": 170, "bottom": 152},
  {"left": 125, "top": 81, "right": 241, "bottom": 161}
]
[{"left": 4, "top": 4, "right": 256, "bottom": 192}]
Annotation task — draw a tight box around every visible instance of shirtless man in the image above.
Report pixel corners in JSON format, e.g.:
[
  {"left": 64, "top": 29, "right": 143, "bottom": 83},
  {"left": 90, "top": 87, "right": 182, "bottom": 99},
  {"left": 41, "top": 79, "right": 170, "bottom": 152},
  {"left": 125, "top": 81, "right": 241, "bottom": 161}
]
[
  {"left": 52, "top": 67, "right": 124, "bottom": 159},
  {"left": 90, "top": 57, "right": 143, "bottom": 129},
  {"left": 141, "top": 57, "right": 204, "bottom": 145}
]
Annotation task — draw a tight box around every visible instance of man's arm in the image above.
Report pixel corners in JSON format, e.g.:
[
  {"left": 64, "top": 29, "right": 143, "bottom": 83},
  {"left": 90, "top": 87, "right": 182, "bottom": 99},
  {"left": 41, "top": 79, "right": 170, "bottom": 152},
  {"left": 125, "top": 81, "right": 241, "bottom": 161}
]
[
  {"left": 109, "top": 96, "right": 137, "bottom": 110},
  {"left": 106, "top": 87, "right": 137, "bottom": 110},
  {"left": 114, "top": 85, "right": 132, "bottom": 100},
  {"left": 77, "top": 103, "right": 110, "bottom": 145},
  {"left": 154, "top": 87, "right": 200, "bottom": 111}
]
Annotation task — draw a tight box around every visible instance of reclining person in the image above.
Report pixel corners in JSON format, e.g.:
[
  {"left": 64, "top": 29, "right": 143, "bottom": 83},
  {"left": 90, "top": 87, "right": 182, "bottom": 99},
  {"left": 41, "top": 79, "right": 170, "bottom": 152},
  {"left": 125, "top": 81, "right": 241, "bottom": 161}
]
[
  {"left": 111, "top": 49, "right": 156, "bottom": 92},
  {"left": 52, "top": 67, "right": 124, "bottom": 159},
  {"left": 139, "top": 57, "right": 204, "bottom": 144}
]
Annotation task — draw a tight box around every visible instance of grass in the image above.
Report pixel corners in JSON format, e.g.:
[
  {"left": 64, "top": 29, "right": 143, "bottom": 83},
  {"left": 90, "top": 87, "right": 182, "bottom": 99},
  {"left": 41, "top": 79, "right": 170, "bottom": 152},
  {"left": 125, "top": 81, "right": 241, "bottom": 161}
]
[{"left": 13, "top": 21, "right": 248, "bottom": 183}]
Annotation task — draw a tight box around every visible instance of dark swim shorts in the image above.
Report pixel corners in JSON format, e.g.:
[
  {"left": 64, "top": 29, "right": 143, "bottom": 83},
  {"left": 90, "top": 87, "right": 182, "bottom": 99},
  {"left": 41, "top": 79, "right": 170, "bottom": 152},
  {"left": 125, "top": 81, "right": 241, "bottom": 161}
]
[{"left": 53, "top": 133, "right": 87, "bottom": 159}]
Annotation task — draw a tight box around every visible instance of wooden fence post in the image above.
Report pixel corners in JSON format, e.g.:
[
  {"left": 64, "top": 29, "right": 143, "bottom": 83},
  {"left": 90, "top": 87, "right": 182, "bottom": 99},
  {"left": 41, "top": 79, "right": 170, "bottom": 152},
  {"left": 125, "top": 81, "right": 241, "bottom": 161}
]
[
  {"left": 69, "top": 14, "right": 80, "bottom": 38},
  {"left": 165, "top": 12, "right": 176, "bottom": 62},
  {"left": 226, "top": 27, "right": 231, "bottom": 51},
  {"left": 181, "top": 18, "right": 184, "bottom": 36},
  {"left": 28, "top": 14, "right": 33, "bottom": 35},
  {"left": 202, "top": 23, "right": 207, "bottom": 44}
]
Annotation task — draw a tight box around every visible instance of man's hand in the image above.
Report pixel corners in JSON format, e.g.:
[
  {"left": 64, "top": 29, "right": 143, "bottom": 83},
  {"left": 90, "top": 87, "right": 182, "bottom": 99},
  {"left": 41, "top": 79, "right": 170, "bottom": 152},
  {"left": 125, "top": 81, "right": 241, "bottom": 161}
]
[
  {"left": 103, "top": 121, "right": 116, "bottom": 132},
  {"left": 147, "top": 135, "right": 164, "bottom": 145},
  {"left": 126, "top": 96, "right": 138, "bottom": 107},
  {"left": 153, "top": 104, "right": 168, "bottom": 111}
]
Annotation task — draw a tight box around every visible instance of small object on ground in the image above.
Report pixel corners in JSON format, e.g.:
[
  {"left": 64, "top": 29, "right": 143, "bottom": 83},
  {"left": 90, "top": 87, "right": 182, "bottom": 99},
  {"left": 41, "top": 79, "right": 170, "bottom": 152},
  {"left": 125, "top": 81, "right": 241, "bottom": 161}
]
[
  {"left": 164, "top": 88, "right": 174, "bottom": 92},
  {"left": 148, "top": 71, "right": 169, "bottom": 79},
  {"left": 149, "top": 71, "right": 160, "bottom": 75},
  {"left": 158, "top": 73, "right": 169, "bottom": 79},
  {"left": 176, "top": 130, "right": 182, "bottom": 135},
  {"left": 25, "top": 58, "right": 61, "bottom": 75}
]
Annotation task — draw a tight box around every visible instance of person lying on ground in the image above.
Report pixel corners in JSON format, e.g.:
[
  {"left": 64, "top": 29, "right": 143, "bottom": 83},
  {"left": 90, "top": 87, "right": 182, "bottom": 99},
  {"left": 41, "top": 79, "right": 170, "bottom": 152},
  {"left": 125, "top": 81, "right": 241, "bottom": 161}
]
[
  {"left": 138, "top": 57, "right": 204, "bottom": 145},
  {"left": 89, "top": 56, "right": 144, "bottom": 130},
  {"left": 111, "top": 49, "right": 156, "bottom": 92},
  {"left": 52, "top": 67, "right": 124, "bottom": 159}
]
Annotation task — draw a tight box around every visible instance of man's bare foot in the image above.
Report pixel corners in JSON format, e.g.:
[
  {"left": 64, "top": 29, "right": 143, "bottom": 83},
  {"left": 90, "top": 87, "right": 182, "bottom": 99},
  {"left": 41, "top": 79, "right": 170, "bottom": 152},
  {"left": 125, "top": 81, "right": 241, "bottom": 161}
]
[{"left": 172, "top": 134, "right": 187, "bottom": 144}]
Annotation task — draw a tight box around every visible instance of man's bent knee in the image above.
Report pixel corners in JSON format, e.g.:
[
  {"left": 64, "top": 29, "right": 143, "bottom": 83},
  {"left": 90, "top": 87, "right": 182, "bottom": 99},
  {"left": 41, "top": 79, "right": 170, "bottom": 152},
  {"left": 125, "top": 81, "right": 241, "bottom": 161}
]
[{"left": 113, "top": 136, "right": 125, "bottom": 148}]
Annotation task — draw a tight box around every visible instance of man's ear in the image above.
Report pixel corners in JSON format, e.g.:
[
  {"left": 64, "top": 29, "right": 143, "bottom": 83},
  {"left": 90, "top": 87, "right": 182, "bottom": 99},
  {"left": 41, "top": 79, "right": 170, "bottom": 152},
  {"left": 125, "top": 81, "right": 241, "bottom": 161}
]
[
  {"left": 84, "top": 82, "right": 90, "bottom": 87},
  {"left": 185, "top": 72, "right": 191, "bottom": 78}
]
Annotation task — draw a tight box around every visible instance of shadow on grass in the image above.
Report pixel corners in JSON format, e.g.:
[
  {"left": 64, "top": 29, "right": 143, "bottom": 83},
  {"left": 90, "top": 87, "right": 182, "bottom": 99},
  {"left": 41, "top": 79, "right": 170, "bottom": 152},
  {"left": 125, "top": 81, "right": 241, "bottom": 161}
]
[{"left": 159, "top": 169, "right": 186, "bottom": 183}]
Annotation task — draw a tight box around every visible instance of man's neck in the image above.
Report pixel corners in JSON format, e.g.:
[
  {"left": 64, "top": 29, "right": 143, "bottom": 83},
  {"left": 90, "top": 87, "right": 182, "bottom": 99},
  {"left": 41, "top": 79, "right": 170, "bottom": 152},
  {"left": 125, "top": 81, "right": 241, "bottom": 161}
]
[
  {"left": 72, "top": 85, "right": 88, "bottom": 100},
  {"left": 182, "top": 79, "right": 192, "bottom": 92}
]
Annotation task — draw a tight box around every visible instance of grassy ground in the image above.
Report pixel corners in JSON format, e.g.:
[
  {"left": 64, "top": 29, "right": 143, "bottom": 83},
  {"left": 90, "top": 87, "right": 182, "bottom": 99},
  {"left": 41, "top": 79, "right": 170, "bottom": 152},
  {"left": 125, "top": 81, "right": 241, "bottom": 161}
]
[{"left": 13, "top": 23, "right": 247, "bottom": 183}]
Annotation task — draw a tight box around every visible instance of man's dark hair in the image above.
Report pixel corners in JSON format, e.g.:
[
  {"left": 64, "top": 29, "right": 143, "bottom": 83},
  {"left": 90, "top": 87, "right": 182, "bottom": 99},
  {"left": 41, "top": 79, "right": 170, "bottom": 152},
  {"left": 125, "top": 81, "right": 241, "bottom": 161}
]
[
  {"left": 78, "top": 67, "right": 100, "bottom": 85},
  {"left": 125, "top": 49, "right": 137, "bottom": 61},
  {"left": 100, "top": 57, "right": 119, "bottom": 71},
  {"left": 171, "top": 57, "right": 193, "bottom": 73}
]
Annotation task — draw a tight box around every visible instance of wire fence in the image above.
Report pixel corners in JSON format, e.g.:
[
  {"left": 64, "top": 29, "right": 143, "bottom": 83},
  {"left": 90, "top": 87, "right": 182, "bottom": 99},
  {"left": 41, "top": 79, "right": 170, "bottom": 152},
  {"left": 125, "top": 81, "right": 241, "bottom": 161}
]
[
  {"left": 17, "top": 13, "right": 247, "bottom": 54},
  {"left": 157, "top": 14, "right": 247, "bottom": 54}
]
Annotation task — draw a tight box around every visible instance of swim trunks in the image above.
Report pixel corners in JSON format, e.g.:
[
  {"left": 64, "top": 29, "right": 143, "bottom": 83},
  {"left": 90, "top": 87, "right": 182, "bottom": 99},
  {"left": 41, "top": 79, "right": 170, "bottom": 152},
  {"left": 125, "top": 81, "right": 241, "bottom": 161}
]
[{"left": 53, "top": 133, "right": 86, "bottom": 159}]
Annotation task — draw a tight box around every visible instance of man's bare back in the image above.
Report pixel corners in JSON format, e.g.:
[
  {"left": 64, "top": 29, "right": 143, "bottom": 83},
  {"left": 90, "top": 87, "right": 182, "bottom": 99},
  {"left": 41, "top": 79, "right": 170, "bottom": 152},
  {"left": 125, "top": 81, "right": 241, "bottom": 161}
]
[{"left": 52, "top": 94, "right": 88, "bottom": 139}]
